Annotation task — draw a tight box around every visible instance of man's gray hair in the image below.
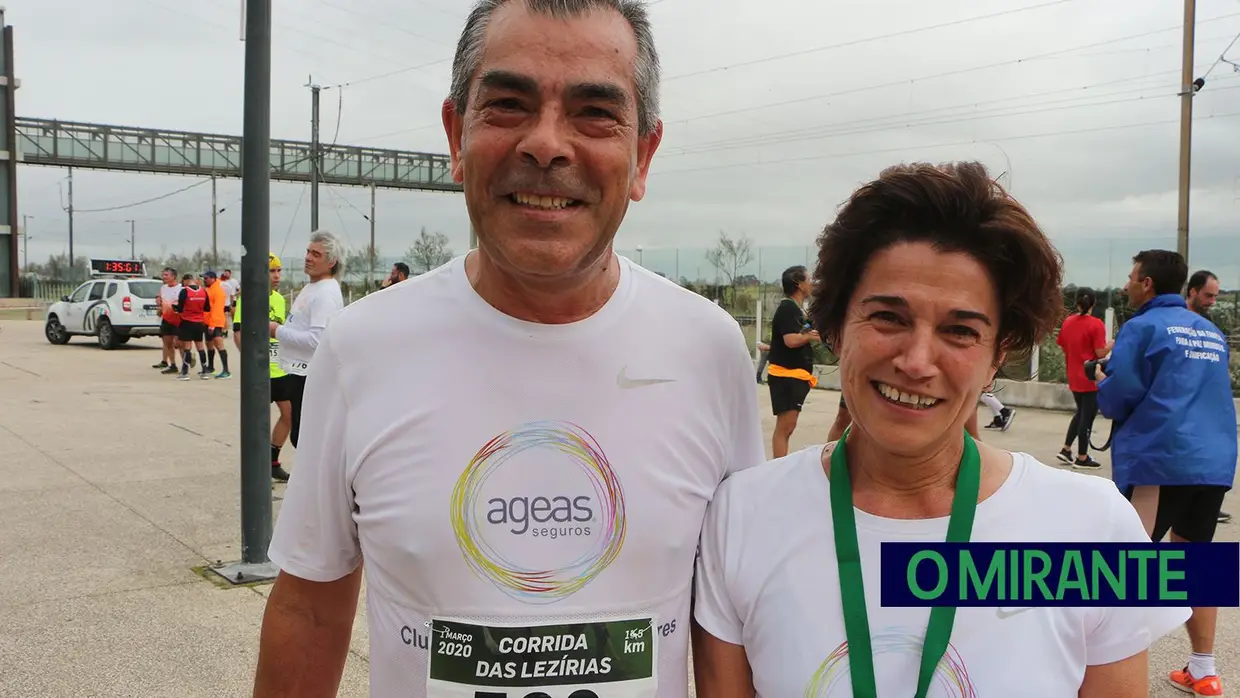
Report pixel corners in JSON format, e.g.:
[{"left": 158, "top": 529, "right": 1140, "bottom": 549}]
[
  {"left": 449, "top": 0, "right": 661, "bottom": 135},
  {"left": 309, "top": 229, "right": 345, "bottom": 276}
]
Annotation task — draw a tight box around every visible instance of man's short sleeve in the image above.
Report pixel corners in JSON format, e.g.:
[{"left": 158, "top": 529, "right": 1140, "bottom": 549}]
[
  {"left": 268, "top": 330, "right": 362, "bottom": 581},
  {"left": 1082, "top": 488, "right": 1191, "bottom": 666},
  {"left": 694, "top": 478, "right": 745, "bottom": 645}
]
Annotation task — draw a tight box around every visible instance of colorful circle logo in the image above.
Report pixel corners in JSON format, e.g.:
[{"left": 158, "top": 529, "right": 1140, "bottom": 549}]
[
  {"left": 804, "top": 631, "right": 976, "bottom": 697},
  {"left": 451, "top": 420, "right": 626, "bottom": 604}
]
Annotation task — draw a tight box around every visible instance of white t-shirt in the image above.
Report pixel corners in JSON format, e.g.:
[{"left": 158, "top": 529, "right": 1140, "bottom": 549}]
[
  {"left": 269, "top": 253, "right": 765, "bottom": 698},
  {"left": 694, "top": 446, "right": 1191, "bottom": 697},
  {"left": 158, "top": 283, "right": 182, "bottom": 312},
  {"left": 221, "top": 278, "right": 240, "bottom": 306},
  {"left": 275, "top": 277, "right": 343, "bottom": 376}
]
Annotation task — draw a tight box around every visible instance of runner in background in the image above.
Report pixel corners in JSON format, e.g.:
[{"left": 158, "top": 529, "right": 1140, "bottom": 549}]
[
  {"left": 174, "top": 273, "right": 210, "bottom": 381},
  {"left": 767, "top": 265, "right": 818, "bottom": 458},
  {"left": 980, "top": 391, "right": 1015, "bottom": 431},
  {"left": 202, "top": 271, "right": 231, "bottom": 379},
  {"left": 154, "top": 267, "right": 182, "bottom": 374},
  {"left": 234, "top": 253, "right": 291, "bottom": 482},
  {"left": 220, "top": 269, "right": 240, "bottom": 332},
  {"left": 1056, "top": 287, "right": 1110, "bottom": 469},
  {"left": 272, "top": 231, "right": 345, "bottom": 450}
]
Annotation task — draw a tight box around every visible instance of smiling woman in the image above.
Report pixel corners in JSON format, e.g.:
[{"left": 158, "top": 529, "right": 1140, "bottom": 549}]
[{"left": 690, "top": 161, "right": 1192, "bottom": 698}]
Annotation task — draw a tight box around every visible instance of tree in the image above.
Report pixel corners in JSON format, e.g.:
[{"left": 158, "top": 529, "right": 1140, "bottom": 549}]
[
  {"left": 705, "top": 230, "right": 754, "bottom": 308},
  {"left": 343, "top": 246, "right": 382, "bottom": 288},
  {"left": 407, "top": 228, "right": 453, "bottom": 273}
]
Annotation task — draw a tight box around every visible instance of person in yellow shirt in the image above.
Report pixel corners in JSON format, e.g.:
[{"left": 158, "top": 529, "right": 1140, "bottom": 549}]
[
  {"left": 233, "top": 254, "right": 292, "bottom": 482},
  {"left": 203, "top": 271, "right": 231, "bottom": 378}
]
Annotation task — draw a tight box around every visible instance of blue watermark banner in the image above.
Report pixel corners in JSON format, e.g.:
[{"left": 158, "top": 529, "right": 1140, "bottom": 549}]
[{"left": 879, "top": 542, "right": 1240, "bottom": 607}]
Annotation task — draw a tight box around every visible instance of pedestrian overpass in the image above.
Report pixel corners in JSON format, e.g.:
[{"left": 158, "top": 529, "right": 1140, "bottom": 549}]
[{"left": 0, "top": 5, "right": 462, "bottom": 298}]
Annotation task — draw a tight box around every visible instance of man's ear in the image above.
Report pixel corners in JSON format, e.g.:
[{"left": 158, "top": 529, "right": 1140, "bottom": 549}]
[
  {"left": 442, "top": 98, "right": 465, "bottom": 183},
  {"left": 628, "top": 119, "right": 664, "bottom": 203}
]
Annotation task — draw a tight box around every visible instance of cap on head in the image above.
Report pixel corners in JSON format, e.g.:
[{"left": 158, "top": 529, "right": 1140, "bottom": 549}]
[
  {"left": 269, "top": 253, "right": 282, "bottom": 270},
  {"left": 203, "top": 270, "right": 218, "bottom": 279}
]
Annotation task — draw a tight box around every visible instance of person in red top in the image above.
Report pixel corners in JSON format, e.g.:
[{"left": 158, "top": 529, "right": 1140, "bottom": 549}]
[
  {"left": 173, "top": 273, "right": 212, "bottom": 381},
  {"left": 1055, "top": 287, "right": 1112, "bottom": 468}
]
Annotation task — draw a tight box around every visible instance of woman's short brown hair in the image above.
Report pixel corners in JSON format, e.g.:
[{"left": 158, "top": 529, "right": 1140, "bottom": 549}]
[{"left": 808, "top": 161, "right": 1063, "bottom": 362}]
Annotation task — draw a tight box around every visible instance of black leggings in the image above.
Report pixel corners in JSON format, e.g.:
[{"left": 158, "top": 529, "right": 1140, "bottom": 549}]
[
  {"left": 286, "top": 373, "right": 307, "bottom": 449},
  {"left": 1064, "top": 390, "right": 1099, "bottom": 456}
]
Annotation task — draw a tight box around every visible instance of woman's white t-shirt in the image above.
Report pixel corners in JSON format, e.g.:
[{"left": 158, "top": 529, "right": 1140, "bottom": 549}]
[{"left": 694, "top": 446, "right": 1191, "bottom": 697}]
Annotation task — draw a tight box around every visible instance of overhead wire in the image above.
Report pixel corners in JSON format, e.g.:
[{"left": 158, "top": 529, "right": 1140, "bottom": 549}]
[
  {"left": 326, "top": 57, "right": 453, "bottom": 90},
  {"left": 649, "top": 110, "right": 1240, "bottom": 177},
  {"left": 665, "top": 11, "right": 1240, "bottom": 127},
  {"left": 70, "top": 179, "right": 213, "bottom": 214},
  {"left": 278, "top": 185, "right": 310, "bottom": 259},
  {"left": 664, "top": 0, "right": 1075, "bottom": 82},
  {"left": 666, "top": 74, "right": 1240, "bottom": 158},
  {"left": 1203, "top": 28, "right": 1240, "bottom": 78},
  {"left": 305, "top": 0, "right": 454, "bottom": 47}
]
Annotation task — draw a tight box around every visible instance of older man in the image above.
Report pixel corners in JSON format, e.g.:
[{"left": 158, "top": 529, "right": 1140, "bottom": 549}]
[
  {"left": 269, "top": 230, "right": 345, "bottom": 451},
  {"left": 252, "top": 2, "right": 764, "bottom": 697}
]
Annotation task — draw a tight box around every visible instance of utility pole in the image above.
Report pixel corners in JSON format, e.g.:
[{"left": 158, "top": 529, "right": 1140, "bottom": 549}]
[
  {"left": 1176, "top": 0, "right": 1198, "bottom": 262},
  {"left": 211, "top": 175, "right": 219, "bottom": 267},
  {"left": 309, "top": 79, "right": 321, "bottom": 232},
  {"left": 67, "top": 167, "right": 75, "bottom": 280},
  {"left": 21, "top": 214, "right": 31, "bottom": 273},
  {"left": 211, "top": 0, "right": 276, "bottom": 585},
  {"left": 126, "top": 219, "right": 135, "bottom": 259},
  {"left": 369, "top": 182, "right": 376, "bottom": 290}
]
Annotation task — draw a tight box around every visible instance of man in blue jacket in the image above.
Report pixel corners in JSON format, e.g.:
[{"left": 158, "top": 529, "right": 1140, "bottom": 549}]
[{"left": 1096, "top": 249, "right": 1236, "bottom": 696}]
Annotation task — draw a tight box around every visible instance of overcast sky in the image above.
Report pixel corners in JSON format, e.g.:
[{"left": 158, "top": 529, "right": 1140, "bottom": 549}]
[{"left": 11, "top": 0, "right": 1240, "bottom": 286}]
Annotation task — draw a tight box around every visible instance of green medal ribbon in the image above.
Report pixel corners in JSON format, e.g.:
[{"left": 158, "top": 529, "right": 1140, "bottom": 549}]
[{"left": 829, "top": 426, "right": 982, "bottom": 698}]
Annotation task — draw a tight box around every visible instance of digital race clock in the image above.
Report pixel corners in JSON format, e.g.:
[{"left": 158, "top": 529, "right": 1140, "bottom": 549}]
[{"left": 90, "top": 259, "right": 147, "bottom": 277}]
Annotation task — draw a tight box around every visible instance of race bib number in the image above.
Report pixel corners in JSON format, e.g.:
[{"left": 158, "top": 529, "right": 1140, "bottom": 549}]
[
  {"left": 268, "top": 341, "right": 280, "bottom": 361},
  {"left": 427, "top": 616, "right": 657, "bottom": 698}
]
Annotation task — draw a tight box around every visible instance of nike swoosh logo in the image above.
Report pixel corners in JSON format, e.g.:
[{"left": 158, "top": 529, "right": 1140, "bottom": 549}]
[
  {"left": 995, "top": 607, "right": 1034, "bottom": 620},
  {"left": 617, "top": 367, "right": 676, "bottom": 389}
]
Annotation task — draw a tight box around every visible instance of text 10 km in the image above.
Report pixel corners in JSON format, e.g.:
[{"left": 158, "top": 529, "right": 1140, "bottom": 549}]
[{"left": 474, "top": 692, "right": 599, "bottom": 698}]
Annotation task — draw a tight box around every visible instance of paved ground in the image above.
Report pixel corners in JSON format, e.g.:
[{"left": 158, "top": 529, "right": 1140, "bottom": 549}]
[{"left": 0, "top": 319, "right": 1235, "bottom": 696}]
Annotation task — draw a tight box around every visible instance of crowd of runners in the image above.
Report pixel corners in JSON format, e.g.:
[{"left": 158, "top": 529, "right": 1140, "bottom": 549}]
[
  {"left": 144, "top": 238, "right": 429, "bottom": 487},
  {"left": 151, "top": 267, "right": 240, "bottom": 380}
]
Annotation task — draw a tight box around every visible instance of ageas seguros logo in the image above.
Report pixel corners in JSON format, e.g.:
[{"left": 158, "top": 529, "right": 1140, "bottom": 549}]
[
  {"left": 487, "top": 493, "right": 595, "bottom": 538},
  {"left": 450, "top": 420, "right": 626, "bottom": 604}
]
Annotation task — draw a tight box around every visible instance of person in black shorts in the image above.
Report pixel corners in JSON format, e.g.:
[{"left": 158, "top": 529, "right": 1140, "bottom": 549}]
[
  {"left": 174, "top": 274, "right": 211, "bottom": 380},
  {"left": 1121, "top": 485, "right": 1227, "bottom": 544},
  {"left": 766, "top": 265, "right": 818, "bottom": 458}
]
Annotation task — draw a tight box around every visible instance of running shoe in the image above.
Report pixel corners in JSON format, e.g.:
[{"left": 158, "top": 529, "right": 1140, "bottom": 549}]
[{"left": 1169, "top": 666, "right": 1223, "bottom": 696}]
